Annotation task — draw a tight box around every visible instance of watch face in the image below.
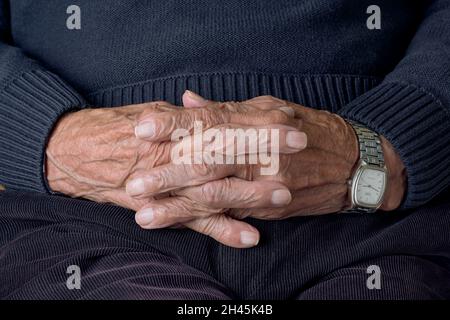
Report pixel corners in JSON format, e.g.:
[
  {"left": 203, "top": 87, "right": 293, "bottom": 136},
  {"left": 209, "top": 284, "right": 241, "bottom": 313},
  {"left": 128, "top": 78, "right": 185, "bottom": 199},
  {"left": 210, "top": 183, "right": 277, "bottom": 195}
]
[{"left": 355, "top": 168, "right": 386, "bottom": 207}]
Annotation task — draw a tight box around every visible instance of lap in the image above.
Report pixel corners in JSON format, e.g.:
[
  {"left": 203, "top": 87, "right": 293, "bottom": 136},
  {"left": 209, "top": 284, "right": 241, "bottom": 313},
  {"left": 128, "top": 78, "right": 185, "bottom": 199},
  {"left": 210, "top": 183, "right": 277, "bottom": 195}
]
[
  {"left": 1, "top": 190, "right": 449, "bottom": 299},
  {"left": 4, "top": 250, "right": 231, "bottom": 300},
  {"left": 296, "top": 255, "right": 450, "bottom": 300},
  {"left": 0, "top": 191, "right": 231, "bottom": 300}
]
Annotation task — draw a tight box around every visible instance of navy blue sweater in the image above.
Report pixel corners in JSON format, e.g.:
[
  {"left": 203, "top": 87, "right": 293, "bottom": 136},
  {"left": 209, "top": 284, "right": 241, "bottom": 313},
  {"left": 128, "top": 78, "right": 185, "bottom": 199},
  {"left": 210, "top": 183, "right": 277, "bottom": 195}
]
[{"left": 0, "top": 0, "right": 449, "bottom": 209}]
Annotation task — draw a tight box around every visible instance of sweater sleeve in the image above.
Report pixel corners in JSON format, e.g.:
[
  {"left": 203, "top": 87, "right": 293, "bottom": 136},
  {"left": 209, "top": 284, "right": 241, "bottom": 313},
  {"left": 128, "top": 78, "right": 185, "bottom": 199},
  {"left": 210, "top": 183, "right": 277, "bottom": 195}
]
[
  {"left": 338, "top": 0, "right": 450, "bottom": 209},
  {"left": 0, "top": 1, "right": 86, "bottom": 193}
]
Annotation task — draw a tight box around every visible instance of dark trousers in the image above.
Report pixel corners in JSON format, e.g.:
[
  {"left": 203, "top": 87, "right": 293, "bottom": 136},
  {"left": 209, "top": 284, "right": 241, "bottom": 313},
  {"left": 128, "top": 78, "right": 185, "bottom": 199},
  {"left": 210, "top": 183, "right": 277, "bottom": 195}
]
[{"left": 1, "top": 191, "right": 449, "bottom": 300}]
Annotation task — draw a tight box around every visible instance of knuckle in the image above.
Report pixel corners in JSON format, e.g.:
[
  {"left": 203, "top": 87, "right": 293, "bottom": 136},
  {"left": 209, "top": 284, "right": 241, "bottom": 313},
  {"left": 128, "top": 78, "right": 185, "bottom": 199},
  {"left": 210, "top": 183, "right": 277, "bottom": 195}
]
[
  {"left": 200, "top": 182, "right": 221, "bottom": 204},
  {"left": 216, "top": 226, "right": 233, "bottom": 243},
  {"left": 201, "top": 178, "right": 232, "bottom": 204},
  {"left": 259, "top": 95, "right": 275, "bottom": 100},
  {"left": 192, "top": 163, "right": 214, "bottom": 178},
  {"left": 268, "top": 109, "right": 290, "bottom": 124},
  {"left": 252, "top": 95, "right": 277, "bottom": 102},
  {"left": 204, "top": 218, "right": 232, "bottom": 241},
  {"left": 151, "top": 171, "right": 167, "bottom": 190},
  {"left": 200, "top": 216, "right": 219, "bottom": 235},
  {"left": 141, "top": 101, "right": 171, "bottom": 114},
  {"left": 220, "top": 101, "right": 240, "bottom": 112},
  {"left": 245, "top": 96, "right": 280, "bottom": 109},
  {"left": 259, "top": 95, "right": 287, "bottom": 105},
  {"left": 151, "top": 101, "right": 172, "bottom": 108},
  {"left": 240, "top": 187, "right": 260, "bottom": 205}
]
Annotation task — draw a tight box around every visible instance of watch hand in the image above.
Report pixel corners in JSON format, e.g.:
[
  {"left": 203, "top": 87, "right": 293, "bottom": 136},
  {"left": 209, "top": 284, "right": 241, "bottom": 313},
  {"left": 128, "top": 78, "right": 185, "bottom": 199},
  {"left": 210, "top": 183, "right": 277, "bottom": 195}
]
[{"left": 362, "top": 184, "right": 381, "bottom": 192}]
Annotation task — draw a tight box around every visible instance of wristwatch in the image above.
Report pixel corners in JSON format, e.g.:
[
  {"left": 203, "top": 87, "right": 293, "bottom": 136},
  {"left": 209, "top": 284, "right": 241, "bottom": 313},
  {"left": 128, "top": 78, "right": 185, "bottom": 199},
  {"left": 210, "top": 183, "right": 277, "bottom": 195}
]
[{"left": 344, "top": 120, "right": 387, "bottom": 213}]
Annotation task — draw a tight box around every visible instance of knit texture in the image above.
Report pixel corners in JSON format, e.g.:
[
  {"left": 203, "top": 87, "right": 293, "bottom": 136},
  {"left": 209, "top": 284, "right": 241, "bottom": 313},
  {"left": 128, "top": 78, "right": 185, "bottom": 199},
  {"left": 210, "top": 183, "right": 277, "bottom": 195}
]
[
  {"left": 339, "top": 83, "right": 450, "bottom": 208},
  {"left": 0, "top": 0, "right": 449, "bottom": 209},
  {"left": 0, "top": 70, "right": 86, "bottom": 192}
]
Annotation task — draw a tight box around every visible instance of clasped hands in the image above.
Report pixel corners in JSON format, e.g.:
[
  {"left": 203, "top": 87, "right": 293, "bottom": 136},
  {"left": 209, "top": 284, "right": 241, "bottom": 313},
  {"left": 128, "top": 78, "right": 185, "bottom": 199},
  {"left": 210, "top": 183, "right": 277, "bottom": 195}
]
[{"left": 46, "top": 91, "right": 406, "bottom": 248}]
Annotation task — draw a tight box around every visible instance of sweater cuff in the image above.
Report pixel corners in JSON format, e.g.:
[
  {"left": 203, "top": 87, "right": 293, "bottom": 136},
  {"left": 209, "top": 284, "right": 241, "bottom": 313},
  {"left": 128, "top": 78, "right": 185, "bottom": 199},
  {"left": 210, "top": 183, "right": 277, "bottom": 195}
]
[
  {"left": 0, "top": 70, "right": 86, "bottom": 193},
  {"left": 338, "top": 82, "right": 450, "bottom": 209}
]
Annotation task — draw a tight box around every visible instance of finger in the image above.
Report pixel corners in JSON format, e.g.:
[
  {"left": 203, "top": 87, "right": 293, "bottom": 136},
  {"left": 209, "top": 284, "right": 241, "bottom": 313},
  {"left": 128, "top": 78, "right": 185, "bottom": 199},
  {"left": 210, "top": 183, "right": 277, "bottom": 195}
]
[
  {"left": 243, "top": 95, "right": 296, "bottom": 117},
  {"left": 233, "top": 183, "right": 348, "bottom": 219},
  {"left": 181, "top": 93, "right": 303, "bottom": 158},
  {"left": 175, "top": 177, "right": 292, "bottom": 209},
  {"left": 135, "top": 100, "right": 297, "bottom": 142},
  {"left": 183, "top": 92, "right": 297, "bottom": 119},
  {"left": 126, "top": 161, "right": 239, "bottom": 198},
  {"left": 182, "top": 90, "right": 210, "bottom": 108},
  {"left": 135, "top": 197, "right": 225, "bottom": 229},
  {"left": 134, "top": 196, "right": 262, "bottom": 249},
  {"left": 174, "top": 123, "right": 307, "bottom": 157},
  {"left": 127, "top": 125, "right": 306, "bottom": 198},
  {"left": 126, "top": 125, "right": 306, "bottom": 198},
  {"left": 240, "top": 96, "right": 311, "bottom": 119},
  {"left": 123, "top": 100, "right": 179, "bottom": 114},
  {"left": 184, "top": 215, "right": 260, "bottom": 248},
  {"left": 227, "top": 95, "right": 313, "bottom": 121}
]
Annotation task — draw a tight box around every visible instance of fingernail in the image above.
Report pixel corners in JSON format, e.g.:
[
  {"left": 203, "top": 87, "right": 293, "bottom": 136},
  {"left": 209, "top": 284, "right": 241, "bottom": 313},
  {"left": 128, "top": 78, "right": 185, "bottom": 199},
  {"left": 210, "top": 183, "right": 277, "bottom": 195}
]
[
  {"left": 135, "top": 121, "right": 155, "bottom": 139},
  {"left": 286, "top": 131, "right": 307, "bottom": 150},
  {"left": 240, "top": 231, "right": 259, "bottom": 247},
  {"left": 185, "top": 90, "right": 207, "bottom": 102},
  {"left": 279, "top": 106, "right": 295, "bottom": 117},
  {"left": 271, "top": 189, "right": 292, "bottom": 206},
  {"left": 136, "top": 208, "right": 154, "bottom": 225},
  {"left": 126, "top": 178, "right": 146, "bottom": 196}
]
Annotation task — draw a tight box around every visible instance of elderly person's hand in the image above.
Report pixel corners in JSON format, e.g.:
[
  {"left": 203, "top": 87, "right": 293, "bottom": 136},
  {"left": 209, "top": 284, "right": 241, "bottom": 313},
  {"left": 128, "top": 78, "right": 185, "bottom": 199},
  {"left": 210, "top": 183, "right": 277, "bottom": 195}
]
[
  {"left": 45, "top": 97, "right": 304, "bottom": 245},
  {"left": 127, "top": 93, "right": 407, "bottom": 248}
]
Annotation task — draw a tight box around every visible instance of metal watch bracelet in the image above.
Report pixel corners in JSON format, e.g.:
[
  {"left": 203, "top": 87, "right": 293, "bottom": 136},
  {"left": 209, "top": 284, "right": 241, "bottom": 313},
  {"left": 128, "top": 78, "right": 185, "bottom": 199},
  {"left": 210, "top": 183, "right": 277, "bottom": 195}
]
[{"left": 341, "top": 120, "right": 386, "bottom": 214}]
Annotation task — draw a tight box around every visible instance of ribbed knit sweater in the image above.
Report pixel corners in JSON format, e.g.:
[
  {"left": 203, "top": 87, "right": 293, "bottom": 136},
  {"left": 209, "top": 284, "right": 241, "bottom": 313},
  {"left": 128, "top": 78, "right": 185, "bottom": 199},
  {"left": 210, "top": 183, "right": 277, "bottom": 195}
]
[{"left": 0, "top": 0, "right": 449, "bottom": 209}]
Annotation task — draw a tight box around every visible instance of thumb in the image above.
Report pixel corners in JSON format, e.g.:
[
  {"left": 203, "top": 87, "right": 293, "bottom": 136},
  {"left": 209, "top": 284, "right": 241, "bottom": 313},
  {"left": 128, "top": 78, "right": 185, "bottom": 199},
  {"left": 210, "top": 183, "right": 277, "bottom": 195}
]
[{"left": 182, "top": 90, "right": 210, "bottom": 108}]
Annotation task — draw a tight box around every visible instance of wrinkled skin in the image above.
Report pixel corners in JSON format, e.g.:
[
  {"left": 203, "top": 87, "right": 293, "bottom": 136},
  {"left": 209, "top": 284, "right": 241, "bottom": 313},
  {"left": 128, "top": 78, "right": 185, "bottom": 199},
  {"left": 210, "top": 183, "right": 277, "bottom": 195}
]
[
  {"left": 46, "top": 95, "right": 305, "bottom": 247},
  {"left": 46, "top": 103, "right": 173, "bottom": 211},
  {"left": 134, "top": 96, "right": 360, "bottom": 218},
  {"left": 47, "top": 92, "right": 406, "bottom": 248},
  {"left": 128, "top": 93, "right": 406, "bottom": 247}
]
